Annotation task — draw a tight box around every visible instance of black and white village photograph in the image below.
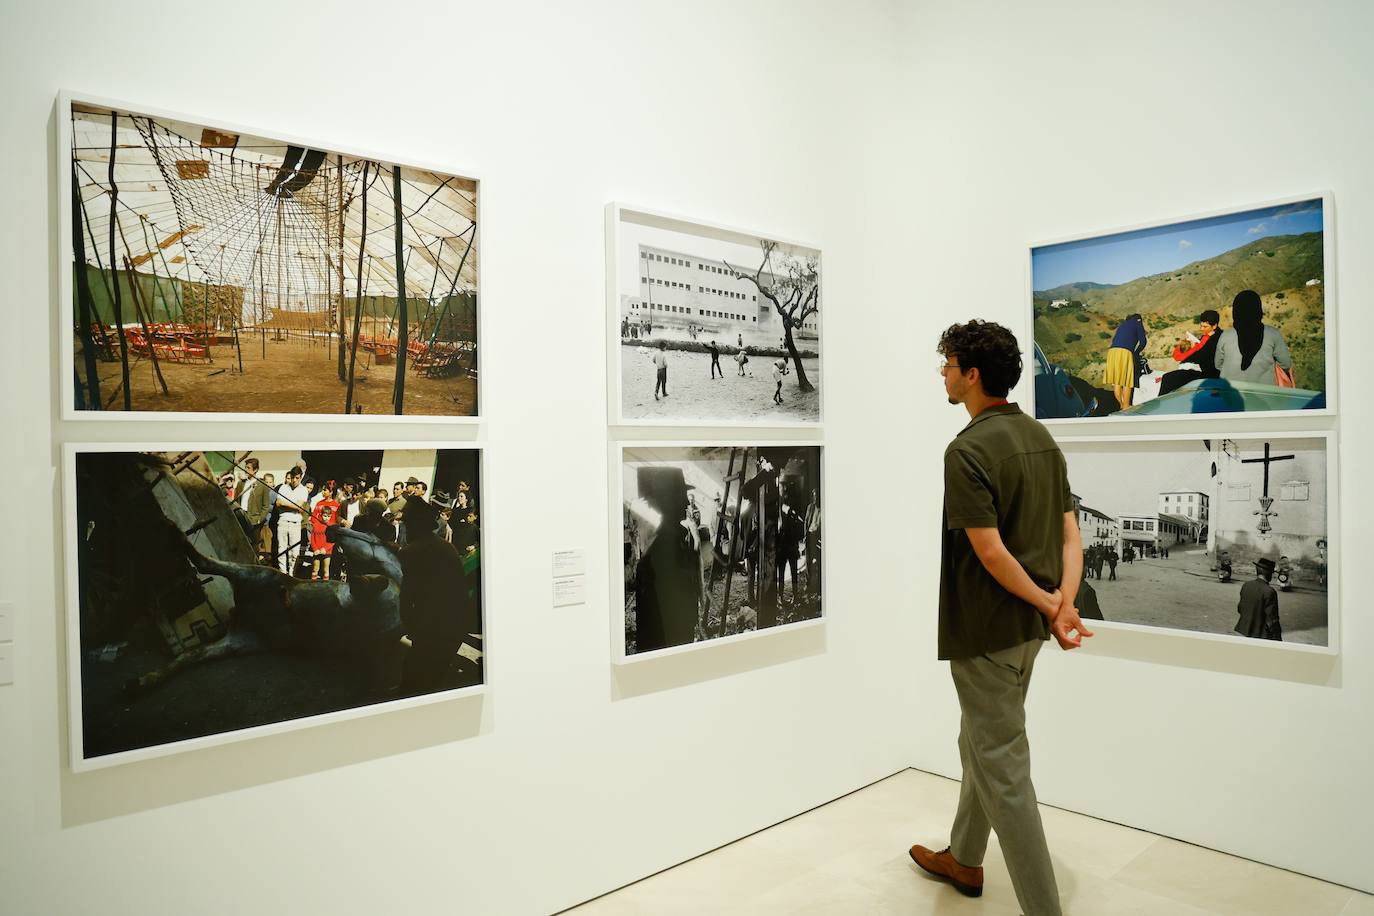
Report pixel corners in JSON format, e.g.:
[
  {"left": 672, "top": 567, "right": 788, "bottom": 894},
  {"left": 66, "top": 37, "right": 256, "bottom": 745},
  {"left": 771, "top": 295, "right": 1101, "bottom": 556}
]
[
  {"left": 1061, "top": 434, "right": 1331, "bottom": 647},
  {"left": 69, "top": 446, "right": 483, "bottom": 765},
  {"left": 611, "top": 206, "right": 821, "bottom": 425},
  {"left": 620, "top": 445, "right": 823, "bottom": 658}
]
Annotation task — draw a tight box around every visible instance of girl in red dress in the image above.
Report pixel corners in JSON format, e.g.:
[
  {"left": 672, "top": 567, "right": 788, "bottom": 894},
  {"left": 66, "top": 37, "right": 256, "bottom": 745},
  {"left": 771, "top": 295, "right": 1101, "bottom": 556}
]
[{"left": 310, "top": 486, "right": 341, "bottom": 580}]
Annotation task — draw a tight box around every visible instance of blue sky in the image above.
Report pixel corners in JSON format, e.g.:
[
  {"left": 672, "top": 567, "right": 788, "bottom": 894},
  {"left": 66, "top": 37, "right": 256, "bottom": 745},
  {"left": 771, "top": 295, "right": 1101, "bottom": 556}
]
[{"left": 1033, "top": 199, "right": 1323, "bottom": 292}]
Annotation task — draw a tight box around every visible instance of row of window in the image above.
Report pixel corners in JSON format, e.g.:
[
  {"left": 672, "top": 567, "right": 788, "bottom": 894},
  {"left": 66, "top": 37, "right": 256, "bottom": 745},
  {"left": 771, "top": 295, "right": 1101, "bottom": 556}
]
[
  {"left": 642, "top": 251, "right": 692, "bottom": 267},
  {"left": 641, "top": 276, "right": 754, "bottom": 302},
  {"left": 639, "top": 251, "right": 742, "bottom": 280},
  {"left": 629, "top": 301, "right": 756, "bottom": 322},
  {"left": 1162, "top": 493, "right": 1202, "bottom": 504}
]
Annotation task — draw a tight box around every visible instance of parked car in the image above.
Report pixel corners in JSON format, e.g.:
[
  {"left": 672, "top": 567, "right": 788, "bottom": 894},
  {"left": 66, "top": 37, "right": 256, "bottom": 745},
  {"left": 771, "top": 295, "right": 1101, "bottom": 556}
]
[{"left": 1033, "top": 343, "right": 1096, "bottom": 418}]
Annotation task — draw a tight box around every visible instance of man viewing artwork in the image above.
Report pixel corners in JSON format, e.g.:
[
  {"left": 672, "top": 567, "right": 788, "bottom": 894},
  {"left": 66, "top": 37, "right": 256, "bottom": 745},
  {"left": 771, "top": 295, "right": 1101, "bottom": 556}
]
[{"left": 909, "top": 319, "right": 1092, "bottom": 916}]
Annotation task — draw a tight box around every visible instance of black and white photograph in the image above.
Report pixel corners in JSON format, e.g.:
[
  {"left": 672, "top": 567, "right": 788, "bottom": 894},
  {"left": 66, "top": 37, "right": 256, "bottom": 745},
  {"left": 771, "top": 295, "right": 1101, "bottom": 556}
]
[
  {"left": 1061, "top": 434, "right": 1333, "bottom": 649},
  {"left": 63, "top": 95, "right": 479, "bottom": 420},
  {"left": 608, "top": 205, "right": 822, "bottom": 425},
  {"left": 66, "top": 445, "right": 484, "bottom": 768},
  {"left": 618, "top": 444, "right": 823, "bottom": 659}
]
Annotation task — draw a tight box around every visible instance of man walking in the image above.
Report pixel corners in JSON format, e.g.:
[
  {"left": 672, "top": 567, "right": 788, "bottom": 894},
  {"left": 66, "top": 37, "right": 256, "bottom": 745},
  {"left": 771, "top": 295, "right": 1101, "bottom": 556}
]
[
  {"left": 909, "top": 320, "right": 1092, "bottom": 916},
  {"left": 708, "top": 339, "right": 723, "bottom": 379},
  {"left": 1235, "top": 557, "right": 1282, "bottom": 641}
]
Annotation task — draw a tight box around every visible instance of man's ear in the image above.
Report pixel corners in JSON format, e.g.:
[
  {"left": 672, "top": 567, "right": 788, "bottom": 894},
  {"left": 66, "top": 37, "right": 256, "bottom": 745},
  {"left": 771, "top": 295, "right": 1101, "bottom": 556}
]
[{"left": 965, "top": 365, "right": 983, "bottom": 390}]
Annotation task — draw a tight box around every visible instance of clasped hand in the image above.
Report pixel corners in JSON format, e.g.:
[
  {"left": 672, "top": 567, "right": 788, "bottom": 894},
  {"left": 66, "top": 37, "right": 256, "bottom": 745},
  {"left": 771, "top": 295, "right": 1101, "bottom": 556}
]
[{"left": 1041, "top": 588, "right": 1094, "bottom": 651}]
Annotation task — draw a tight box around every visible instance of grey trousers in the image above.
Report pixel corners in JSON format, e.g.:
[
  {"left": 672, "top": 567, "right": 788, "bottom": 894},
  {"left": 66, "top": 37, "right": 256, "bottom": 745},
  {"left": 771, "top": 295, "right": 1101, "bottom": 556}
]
[{"left": 949, "top": 639, "right": 1062, "bottom": 916}]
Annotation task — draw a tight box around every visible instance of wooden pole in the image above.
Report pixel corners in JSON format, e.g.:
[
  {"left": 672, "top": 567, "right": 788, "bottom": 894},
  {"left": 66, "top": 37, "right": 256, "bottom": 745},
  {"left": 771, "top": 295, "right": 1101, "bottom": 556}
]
[
  {"left": 108, "top": 111, "right": 132, "bottom": 410},
  {"left": 426, "top": 225, "right": 476, "bottom": 349},
  {"left": 74, "top": 189, "right": 114, "bottom": 356},
  {"left": 391, "top": 165, "right": 408, "bottom": 415},
  {"left": 720, "top": 448, "right": 748, "bottom": 638},
  {"left": 336, "top": 155, "right": 347, "bottom": 382},
  {"left": 700, "top": 448, "right": 737, "bottom": 632},
  {"left": 345, "top": 161, "right": 369, "bottom": 414},
  {"left": 122, "top": 256, "right": 170, "bottom": 395},
  {"left": 71, "top": 162, "right": 103, "bottom": 409}
]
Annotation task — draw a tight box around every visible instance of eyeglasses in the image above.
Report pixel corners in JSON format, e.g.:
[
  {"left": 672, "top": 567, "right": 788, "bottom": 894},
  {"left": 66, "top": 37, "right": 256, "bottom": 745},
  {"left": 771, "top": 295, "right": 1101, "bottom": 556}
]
[{"left": 938, "top": 360, "right": 962, "bottom": 374}]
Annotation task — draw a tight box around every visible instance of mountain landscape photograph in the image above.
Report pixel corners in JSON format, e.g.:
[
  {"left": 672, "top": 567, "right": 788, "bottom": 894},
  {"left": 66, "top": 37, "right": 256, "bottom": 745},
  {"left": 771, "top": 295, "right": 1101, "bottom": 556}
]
[{"left": 1031, "top": 197, "right": 1328, "bottom": 419}]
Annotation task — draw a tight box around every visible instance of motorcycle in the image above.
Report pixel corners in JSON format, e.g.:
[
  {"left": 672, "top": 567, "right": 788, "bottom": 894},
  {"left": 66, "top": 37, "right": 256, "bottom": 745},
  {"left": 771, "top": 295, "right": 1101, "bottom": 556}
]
[
  {"left": 1277, "top": 561, "right": 1293, "bottom": 592},
  {"left": 1217, "top": 559, "right": 1233, "bottom": 583}
]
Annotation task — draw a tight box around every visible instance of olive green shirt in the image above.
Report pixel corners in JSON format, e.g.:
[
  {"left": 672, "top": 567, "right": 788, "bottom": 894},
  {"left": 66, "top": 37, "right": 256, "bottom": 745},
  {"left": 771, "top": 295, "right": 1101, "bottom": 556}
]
[{"left": 939, "top": 403, "right": 1074, "bottom": 660}]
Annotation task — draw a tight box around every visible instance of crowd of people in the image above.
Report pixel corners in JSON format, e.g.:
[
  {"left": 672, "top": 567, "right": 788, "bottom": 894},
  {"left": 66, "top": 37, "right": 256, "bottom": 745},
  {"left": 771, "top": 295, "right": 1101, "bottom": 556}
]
[
  {"left": 1102, "top": 289, "right": 1296, "bottom": 410},
  {"left": 217, "top": 456, "right": 482, "bottom": 692},
  {"left": 218, "top": 457, "right": 480, "bottom": 582}
]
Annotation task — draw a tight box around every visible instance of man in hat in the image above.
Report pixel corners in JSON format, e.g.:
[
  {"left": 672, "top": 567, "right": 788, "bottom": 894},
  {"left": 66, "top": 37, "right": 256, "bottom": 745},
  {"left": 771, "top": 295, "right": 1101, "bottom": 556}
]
[
  {"left": 1235, "top": 557, "right": 1282, "bottom": 641},
  {"left": 432, "top": 491, "right": 455, "bottom": 543}
]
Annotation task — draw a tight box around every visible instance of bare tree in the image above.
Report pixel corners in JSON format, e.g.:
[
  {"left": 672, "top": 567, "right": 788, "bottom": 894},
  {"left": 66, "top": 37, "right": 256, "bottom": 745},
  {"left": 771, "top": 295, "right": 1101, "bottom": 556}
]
[{"left": 725, "top": 240, "right": 818, "bottom": 392}]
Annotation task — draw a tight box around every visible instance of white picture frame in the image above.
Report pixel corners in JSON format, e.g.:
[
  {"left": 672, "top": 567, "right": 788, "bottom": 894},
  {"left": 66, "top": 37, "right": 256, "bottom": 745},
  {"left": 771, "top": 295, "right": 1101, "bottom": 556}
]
[
  {"left": 1026, "top": 192, "right": 1336, "bottom": 426},
  {"left": 609, "top": 440, "right": 826, "bottom": 664},
  {"left": 63, "top": 441, "right": 488, "bottom": 771},
  {"left": 605, "top": 202, "right": 825, "bottom": 429},
  {"left": 1054, "top": 429, "right": 1338, "bottom": 656},
  {"left": 58, "top": 90, "right": 483, "bottom": 424}
]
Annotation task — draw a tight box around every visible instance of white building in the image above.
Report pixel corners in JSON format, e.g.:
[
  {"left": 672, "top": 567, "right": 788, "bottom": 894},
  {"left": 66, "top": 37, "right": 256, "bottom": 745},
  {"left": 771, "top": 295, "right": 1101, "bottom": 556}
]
[
  {"left": 1209, "top": 438, "right": 1327, "bottom": 576},
  {"left": 621, "top": 243, "right": 818, "bottom": 345},
  {"left": 1119, "top": 514, "right": 1158, "bottom": 550},
  {"left": 1157, "top": 489, "right": 1208, "bottom": 543},
  {"left": 1049, "top": 298, "right": 1069, "bottom": 309},
  {"left": 1072, "top": 494, "right": 1119, "bottom": 549}
]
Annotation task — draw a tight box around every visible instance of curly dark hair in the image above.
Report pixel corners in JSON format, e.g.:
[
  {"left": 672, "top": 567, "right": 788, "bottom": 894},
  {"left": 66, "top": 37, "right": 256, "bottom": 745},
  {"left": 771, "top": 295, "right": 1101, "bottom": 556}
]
[{"left": 937, "top": 320, "right": 1022, "bottom": 397}]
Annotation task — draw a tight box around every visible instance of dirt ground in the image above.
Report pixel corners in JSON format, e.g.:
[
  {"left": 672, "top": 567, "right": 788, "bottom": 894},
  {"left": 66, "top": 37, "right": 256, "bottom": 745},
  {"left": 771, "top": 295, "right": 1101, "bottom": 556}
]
[
  {"left": 78, "top": 333, "right": 477, "bottom": 416},
  {"left": 1088, "top": 544, "right": 1327, "bottom": 646},
  {"left": 625, "top": 556, "right": 822, "bottom": 654},
  {"left": 621, "top": 344, "right": 821, "bottom": 422}
]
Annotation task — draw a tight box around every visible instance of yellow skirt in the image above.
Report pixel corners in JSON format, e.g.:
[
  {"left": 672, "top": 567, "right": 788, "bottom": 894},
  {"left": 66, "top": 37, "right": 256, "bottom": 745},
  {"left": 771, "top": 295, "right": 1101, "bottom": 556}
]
[{"left": 1102, "top": 347, "right": 1135, "bottom": 388}]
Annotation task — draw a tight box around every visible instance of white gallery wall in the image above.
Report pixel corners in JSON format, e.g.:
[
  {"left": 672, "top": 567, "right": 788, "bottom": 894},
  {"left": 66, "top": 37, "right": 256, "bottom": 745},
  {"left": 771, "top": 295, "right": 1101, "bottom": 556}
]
[
  {"left": 0, "top": 2, "right": 919, "bottom": 914},
  {"left": 1, "top": 1, "right": 1371, "bottom": 913},
  {"left": 899, "top": 0, "right": 1373, "bottom": 895}
]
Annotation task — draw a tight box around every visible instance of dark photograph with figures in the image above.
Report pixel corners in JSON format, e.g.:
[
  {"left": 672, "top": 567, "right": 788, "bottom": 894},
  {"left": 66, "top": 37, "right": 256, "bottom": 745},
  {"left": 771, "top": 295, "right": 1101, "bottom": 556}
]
[
  {"left": 66, "top": 99, "right": 478, "bottom": 418},
  {"left": 612, "top": 206, "right": 821, "bottom": 425},
  {"left": 1062, "top": 435, "right": 1330, "bottom": 647},
  {"left": 69, "top": 446, "right": 483, "bottom": 765},
  {"left": 621, "top": 445, "right": 822, "bottom": 657}
]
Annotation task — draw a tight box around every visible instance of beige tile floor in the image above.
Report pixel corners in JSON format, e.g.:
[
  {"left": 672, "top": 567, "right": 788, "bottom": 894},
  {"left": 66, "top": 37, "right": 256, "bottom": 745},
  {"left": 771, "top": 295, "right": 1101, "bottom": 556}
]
[{"left": 565, "top": 769, "right": 1371, "bottom": 915}]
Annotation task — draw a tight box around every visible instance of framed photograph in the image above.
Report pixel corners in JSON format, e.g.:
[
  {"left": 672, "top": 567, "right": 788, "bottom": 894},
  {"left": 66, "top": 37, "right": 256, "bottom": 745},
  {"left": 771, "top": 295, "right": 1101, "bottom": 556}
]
[
  {"left": 1059, "top": 432, "right": 1337, "bottom": 654},
  {"left": 606, "top": 203, "right": 823, "bottom": 427},
  {"left": 611, "top": 442, "right": 824, "bottom": 663},
  {"left": 1029, "top": 193, "right": 1334, "bottom": 423},
  {"left": 60, "top": 92, "right": 480, "bottom": 421},
  {"left": 65, "top": 443, "right": 486, "bottom": 770}
]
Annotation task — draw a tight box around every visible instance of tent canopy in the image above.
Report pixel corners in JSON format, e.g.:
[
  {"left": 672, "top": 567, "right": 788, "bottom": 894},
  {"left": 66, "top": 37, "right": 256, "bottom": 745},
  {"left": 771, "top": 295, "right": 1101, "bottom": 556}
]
[{"left": 71, "top": 102, "right": 479, "bottom": 309}]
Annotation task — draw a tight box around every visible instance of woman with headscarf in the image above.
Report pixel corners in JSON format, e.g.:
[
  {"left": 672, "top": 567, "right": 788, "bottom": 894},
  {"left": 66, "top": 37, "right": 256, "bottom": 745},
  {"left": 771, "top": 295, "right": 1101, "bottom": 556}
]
[
  {"left": 1214, "top": 290, "right": 1294, "bottom": 386},
  {"left": 1102, "top": 313, "right": 1147, "bottom": 411}
]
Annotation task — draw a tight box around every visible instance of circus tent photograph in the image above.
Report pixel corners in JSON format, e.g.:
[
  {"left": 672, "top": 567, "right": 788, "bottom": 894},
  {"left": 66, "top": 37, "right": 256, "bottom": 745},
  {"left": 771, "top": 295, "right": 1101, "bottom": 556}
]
[{"left": 65, "top": 97, "right": 479, "bottom": 418}]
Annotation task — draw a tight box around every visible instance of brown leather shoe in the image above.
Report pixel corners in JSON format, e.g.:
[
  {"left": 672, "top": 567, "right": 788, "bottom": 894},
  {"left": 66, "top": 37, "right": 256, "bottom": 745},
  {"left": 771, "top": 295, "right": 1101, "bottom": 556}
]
[{"left": 909, "top": 844, "right": 983, "bottom": 897}]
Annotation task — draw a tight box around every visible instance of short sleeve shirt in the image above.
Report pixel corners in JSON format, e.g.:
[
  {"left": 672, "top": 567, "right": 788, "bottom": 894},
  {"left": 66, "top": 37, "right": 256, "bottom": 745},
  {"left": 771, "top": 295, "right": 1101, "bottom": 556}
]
[{"left": 939, "top": 403, "right": 1074, "bottom": 660}]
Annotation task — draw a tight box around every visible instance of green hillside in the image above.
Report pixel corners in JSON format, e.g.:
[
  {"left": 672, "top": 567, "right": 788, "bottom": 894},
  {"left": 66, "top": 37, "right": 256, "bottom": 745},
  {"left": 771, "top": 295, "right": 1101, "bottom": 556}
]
[{"left": 1034, "top": 231, "right": 1326, "bottom": 392}]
